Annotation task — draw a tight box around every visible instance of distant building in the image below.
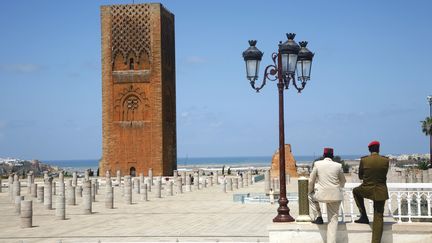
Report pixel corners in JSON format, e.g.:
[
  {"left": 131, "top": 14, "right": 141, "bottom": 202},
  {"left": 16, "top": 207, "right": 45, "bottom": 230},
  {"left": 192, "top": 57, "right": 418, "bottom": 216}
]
[{"left": 99, "top": 3, "right": 177, "bottom": 176}]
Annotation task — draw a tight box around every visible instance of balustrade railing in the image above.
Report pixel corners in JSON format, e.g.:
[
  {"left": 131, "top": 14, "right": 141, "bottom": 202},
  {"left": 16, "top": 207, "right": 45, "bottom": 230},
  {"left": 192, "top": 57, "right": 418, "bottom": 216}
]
[{"left": 334, "top": 183, "right": 432, "bottom": 223}]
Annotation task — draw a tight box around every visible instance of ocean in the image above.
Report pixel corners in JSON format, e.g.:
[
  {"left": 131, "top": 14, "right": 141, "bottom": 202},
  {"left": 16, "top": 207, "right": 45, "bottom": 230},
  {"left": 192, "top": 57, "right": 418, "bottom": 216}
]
[{"left": 45, "top": 155, "right": 361, "bottom": 171}]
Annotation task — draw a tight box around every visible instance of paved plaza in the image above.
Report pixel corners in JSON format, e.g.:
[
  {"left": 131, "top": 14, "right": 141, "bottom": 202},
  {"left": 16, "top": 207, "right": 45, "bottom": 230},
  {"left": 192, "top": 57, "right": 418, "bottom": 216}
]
[{"left": 0, "top": 177, "right": 298, "bottom": 243}]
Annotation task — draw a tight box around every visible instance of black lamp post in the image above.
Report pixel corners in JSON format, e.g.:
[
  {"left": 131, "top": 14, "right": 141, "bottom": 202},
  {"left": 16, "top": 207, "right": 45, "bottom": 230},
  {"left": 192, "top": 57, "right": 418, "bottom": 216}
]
[{"left": 242, "top": 33, "right": 314, "bottom": 222}]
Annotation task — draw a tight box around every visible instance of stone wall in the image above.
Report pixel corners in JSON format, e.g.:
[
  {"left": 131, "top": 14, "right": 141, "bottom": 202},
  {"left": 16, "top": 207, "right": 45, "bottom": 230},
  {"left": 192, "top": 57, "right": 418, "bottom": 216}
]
[{"left": 270, "top": 144, "right": 298, "bottom": 178}]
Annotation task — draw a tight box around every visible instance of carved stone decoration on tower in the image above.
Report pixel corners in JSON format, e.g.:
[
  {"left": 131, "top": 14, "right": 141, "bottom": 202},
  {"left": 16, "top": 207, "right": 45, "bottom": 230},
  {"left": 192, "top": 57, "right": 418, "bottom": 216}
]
[{"left": 100, "top": 3, "right": 177, "bottom": 176}]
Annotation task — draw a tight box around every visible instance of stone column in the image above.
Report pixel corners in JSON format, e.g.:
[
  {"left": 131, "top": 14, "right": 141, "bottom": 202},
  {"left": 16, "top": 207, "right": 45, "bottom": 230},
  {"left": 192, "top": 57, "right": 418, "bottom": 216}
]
[
  {"left": 209, "top": 176, "right": 213, "bottom": 187},
  {"left": 105, "top": 175, "right": 113, "bottom": 207},
  {"left": 249, "top": 170, "right": 253, "bottom": 184},
  {"left": 66, "top": 180, "right": 76, "bottom": 206},
  {"left": 148, "top": 168, "right": 153, "bottom": 185},
  {"left": 176, "top": 177, "right": 183, "bottom": 194},
  {"left": 59, "top": 171, "right": 64, "bottom": 183},
  {"left": 173, "top": 170, "right": 178, "bottom": 183},
  {"left": 27, "top": 171, "right": 33, "bottom": 195},
  {"left": 82, "top": 180, "right": 92, "bottom": 214},
  {"left": 296, "top": 177, "right": 312, "bottom": 222},
  {"left": 196, "top": 171, "right": 200, "bottom": 188},
  {"left": 31, "top": 172, "right": 35, "bottom": 184},
  {"left": 105, "top": 186, "right": 114, "bottom": 209},
  {"left": 13, "top": 179, "right": 21, "bottom": 201},
  {"left": 20, "top": 200, "right": 32, "bottom": 228},
  {"left": 106, "top": 172, "right": 112, "bottom": 188},
  {"left": 91, "top": 181, "right": 96, "bottom": 202},
  {"left": 186, "top": 175, "right": 192, "bottom": 192},
  {"left": 58, "top": 172, "right": 65, "bottom": 197},
  {"left": 140, "top": 183, "right": 148, "bottom": 201},
  {"left": 55, "top": 178, "right": 66, "bottom": 211},
  {"left": 8, "top": 175, "right": 13, "bottom": 200},
  {"left": 116, "top": 170, "right": 121, "bottom": 186},
  {"left": 72, "top": 172, "right": 77, "bottom": 187},
  {"left": 52, "top": 181, "right": 56, "bottom": 196},
  {"left": 203, "top": 177, "right": 208, "bottom": 188},
  {"left": 193, "top": 172, "right": 199, "bottom": 190},
  {"left": 85, "top": 170, "right": 90, "bottom": 181},
  {"left": 31, "top": 183, "right": 37, "bottom": 198},
  {"left": 233, "top": 177, "right": 239, "bottom": 189},
  {"left": 43, "top": 171, "right": 48, "bottom": 180},
  {"left": 213, "top": 172, "right": 218, "bottom": 185},
  {"left": 37, "top": 185, "right": 44, "bottom": 203},
  {"left": 222, "top": 179, "right": 227, "bottom": 193},
  {"left": 124, "top": 176, "right": 132, "bottom": 204},
  {"left": 44, "top": 177, "right": 53, "bottom": 210},
  {"left": 181, "top": 171, "right": 187, "bottom": 185},
  {"left": 146, "top": 178, "right": 152, "bottom": 192},
  {"left": 134, "top": 178, "right": 140, "bottom": 194},
  {"left": 140, "top": 173, "right": 145, "bottom": 188},
  {"left": 244, "top": 174, "right": 249, "bottom": 187},
  {"left": 15, "top": 195, "right": 24, "bottom": 214},
  {"left": 55, "top": 193, "right": 66, "bottom": 220},
  {"left": 156, "top": 179, "right": 162, "bottom": 198},
  {"left": 167, "top": 180, "right": 173, "bottom": 196},
  {"left": 265, "top": 170, "right": 271, "bottom": 193},
  {"left": 239, "top": 177, "right": 243, "bottom": 188},
  {"left": 227, "top": 178, "right": 233, "bottom": 191},
  {"left": 94, "top": 179, "right": 99, "bottom": 194}
]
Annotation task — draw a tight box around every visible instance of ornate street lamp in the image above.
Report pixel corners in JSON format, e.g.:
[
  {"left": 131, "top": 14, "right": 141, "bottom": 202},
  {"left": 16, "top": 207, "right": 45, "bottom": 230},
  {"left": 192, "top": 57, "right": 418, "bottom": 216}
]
[{"left": 242, "top": 33, "right": 314, "bottom": 222}]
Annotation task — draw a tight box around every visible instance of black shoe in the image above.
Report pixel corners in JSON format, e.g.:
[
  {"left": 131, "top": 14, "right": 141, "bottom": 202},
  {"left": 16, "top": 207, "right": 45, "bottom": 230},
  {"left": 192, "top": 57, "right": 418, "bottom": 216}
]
[
  {"left": 354, "top": 216, "right": 370, "bottom": 224},
  {"left": 312, "top": 216, "right": 323, "bottom": 224}
]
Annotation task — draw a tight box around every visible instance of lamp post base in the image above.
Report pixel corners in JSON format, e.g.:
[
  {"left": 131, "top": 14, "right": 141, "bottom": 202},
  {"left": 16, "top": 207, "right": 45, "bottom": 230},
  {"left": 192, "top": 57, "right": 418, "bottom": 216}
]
[
  {"left": 274, "top": 197, "right": 295, "bottom": 222},
  {"left": 273, "top": 204, "right": 295, "bottom": 222},
  {"left": 273, "top": 213, "right": 295, "bottom": 223}
]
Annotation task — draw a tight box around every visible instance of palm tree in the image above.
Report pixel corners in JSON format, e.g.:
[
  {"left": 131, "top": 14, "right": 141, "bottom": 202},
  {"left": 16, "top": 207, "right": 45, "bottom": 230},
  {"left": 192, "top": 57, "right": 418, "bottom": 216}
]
[{"left": 421, "top": 117, "right": 432, "bottom": 167}]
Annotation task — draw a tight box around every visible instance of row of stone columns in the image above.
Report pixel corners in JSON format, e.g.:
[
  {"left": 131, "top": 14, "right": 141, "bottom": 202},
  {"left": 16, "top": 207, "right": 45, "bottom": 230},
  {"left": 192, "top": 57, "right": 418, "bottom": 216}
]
[
  {"left": 2, "top": 167, "right": 263, "bottom": 229},
  {"left": 4, "top": 174, "right": 33, "bottom": 228}
]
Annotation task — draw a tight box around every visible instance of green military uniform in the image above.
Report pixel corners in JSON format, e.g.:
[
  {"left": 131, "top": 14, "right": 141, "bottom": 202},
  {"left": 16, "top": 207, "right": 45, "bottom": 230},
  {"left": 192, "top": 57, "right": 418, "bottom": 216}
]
[{"left": 353, "top": 152, "right": 389, "bottom": 243}]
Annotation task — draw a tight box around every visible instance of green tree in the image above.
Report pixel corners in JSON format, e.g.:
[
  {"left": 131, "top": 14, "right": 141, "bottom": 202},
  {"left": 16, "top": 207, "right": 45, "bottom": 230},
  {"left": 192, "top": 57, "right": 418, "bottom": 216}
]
[
  {"left": 418, "top": 159, "right": 429, "bottom": 170},
  {"left": 421, "top": 117, "right": 432, "bottom": 136},
  {"left": 421, "top": 117, "right": 432, "bottom": 167}
]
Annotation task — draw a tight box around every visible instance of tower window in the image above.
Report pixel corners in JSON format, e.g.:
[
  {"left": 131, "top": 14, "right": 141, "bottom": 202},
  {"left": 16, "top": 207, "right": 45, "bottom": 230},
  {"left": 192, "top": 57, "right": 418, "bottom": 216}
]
[{"left": 129, "top": 58, "right": 134, "bottom": 70}]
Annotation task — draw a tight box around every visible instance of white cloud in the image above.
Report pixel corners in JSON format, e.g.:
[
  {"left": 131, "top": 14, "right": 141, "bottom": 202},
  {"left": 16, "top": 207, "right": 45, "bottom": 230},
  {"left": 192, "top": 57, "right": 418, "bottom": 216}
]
[
  {"left": 185, "top": 56, "right": 206, "bottom": 64},
  {"left": 0, "top": 64, "right": 43, "bottom": 73}
]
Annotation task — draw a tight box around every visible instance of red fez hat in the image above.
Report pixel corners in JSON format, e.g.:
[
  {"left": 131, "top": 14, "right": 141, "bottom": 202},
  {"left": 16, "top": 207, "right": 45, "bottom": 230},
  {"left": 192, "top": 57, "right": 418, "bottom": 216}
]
[
  {"left": 323, "top": 147, "right": 334, "bottom": 155},
  {"left": 368, "top": 140, "right": 380, "bottom": 147}
]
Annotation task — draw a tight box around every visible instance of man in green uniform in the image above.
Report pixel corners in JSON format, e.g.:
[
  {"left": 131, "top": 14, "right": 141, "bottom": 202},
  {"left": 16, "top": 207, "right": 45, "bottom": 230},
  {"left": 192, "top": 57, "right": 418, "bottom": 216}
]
[{"left": 353, "top": 140, "right": 389, "bottom": 243}]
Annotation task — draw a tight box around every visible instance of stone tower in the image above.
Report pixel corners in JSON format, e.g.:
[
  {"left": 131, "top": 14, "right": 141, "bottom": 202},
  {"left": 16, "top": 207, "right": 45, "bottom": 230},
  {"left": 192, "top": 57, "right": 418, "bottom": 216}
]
[
  {"left": 270, "top": 144, "right": 298, "bottom": 178},
  {"left": 100, "top": 3, "right": 176, "bottom": 176}
]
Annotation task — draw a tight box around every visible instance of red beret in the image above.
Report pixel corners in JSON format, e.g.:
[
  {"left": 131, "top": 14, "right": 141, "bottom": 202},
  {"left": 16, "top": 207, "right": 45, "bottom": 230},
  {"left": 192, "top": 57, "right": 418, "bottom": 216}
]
[
  {"left": 368, "top": 140, "right": 380, "bottom": 147},
  {"left": 323, "top": 147, "right": 334, "bottom": 155}
]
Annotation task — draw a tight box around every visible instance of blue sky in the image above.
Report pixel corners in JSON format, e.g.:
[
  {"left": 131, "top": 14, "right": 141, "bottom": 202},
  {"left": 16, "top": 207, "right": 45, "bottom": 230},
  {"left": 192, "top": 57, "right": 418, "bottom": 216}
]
[{"left": 0, "top": 0, "right": 431, "bottom": 160}]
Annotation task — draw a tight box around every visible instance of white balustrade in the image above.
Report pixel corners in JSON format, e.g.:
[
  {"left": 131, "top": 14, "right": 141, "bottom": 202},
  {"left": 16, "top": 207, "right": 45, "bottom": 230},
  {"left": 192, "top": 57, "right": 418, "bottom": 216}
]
[{"left": 333, "top": 183, "right": 432, "bottom": 223}]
